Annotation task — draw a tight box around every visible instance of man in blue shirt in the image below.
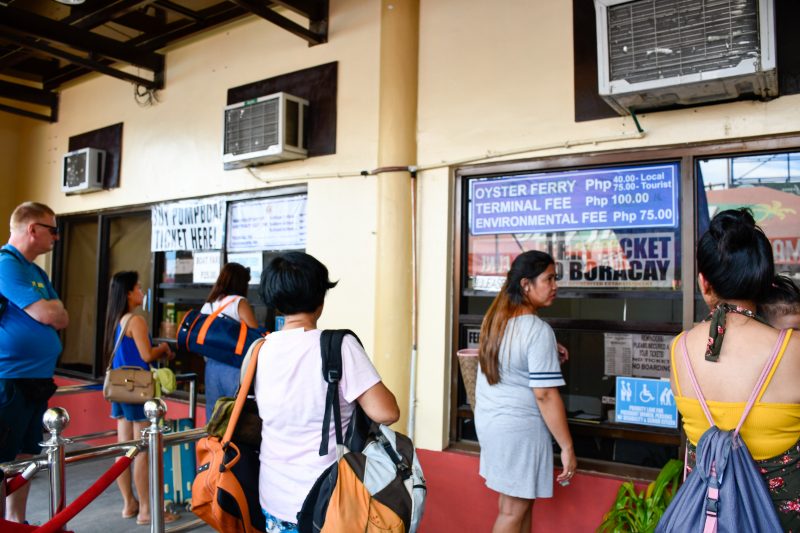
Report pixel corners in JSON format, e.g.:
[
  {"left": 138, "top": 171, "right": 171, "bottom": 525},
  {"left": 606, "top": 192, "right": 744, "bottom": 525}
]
[{"left": 0, "top": 202, "right": 69, "bottom": 524}]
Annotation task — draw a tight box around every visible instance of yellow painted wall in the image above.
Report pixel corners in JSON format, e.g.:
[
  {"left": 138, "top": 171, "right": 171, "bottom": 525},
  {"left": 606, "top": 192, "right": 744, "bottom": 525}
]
[
  {"left": 0, "top": 113, "right": 21, "bottom": 235},
  {"left": 13, "top": 0, "right": 382, "bottom": 352},
  {"left": 6, "top": 0, "right": 800, "bottom": 452}
]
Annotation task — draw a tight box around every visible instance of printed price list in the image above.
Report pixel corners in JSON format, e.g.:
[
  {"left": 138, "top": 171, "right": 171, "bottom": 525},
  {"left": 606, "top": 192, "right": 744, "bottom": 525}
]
[{"left": 470, "top": 163, "right": 679, "bottom": 234}]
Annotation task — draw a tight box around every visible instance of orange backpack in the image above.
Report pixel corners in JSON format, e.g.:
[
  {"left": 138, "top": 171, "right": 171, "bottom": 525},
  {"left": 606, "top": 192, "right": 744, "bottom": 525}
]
[{"left": 192, "top": 339, "right": 266, "bottom": 533}]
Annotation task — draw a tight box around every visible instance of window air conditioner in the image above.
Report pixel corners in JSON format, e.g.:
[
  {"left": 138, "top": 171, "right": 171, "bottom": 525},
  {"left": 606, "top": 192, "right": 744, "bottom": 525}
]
[
  {"left": 594, "top": 0, "right": 777, "bottom": 115},
  {"left": 223, "top": 92, "right": 309, "bottom": 170},
  {"left": 62, "top": 147, "right": 105, "bottom": 194}
]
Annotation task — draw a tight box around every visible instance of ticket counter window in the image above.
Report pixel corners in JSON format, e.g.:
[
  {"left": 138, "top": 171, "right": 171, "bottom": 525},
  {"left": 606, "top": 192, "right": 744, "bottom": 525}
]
[
  {"left": 455, "top": 162, "right": 683, "bottom": 469},
  {"left": 151, "top": 191, "right": 307, "bottom": 394},
  {"left": 695, "top": 151, "right": 800, "bottom": 322}
]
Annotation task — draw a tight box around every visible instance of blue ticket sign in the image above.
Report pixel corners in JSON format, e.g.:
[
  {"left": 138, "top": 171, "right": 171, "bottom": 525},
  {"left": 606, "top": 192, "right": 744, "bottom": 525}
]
[
  {"left": 470, "top": 163, "right": 679, "bottom": 235},
  {"left": 615, "top": 376, "right": 677, "bottom": 428}
]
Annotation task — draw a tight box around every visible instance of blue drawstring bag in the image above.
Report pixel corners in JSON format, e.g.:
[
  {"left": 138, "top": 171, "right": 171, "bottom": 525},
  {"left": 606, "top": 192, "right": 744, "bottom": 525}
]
[
  {"left": 656, "top": 427, "right": 781, "bottom": 532},
  {"left": 656, "top": 331, "right": 788, "bottom": 533}
]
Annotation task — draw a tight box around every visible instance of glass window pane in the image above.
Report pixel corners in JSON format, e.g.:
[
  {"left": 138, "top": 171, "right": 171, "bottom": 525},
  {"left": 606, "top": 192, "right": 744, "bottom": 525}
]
[
  {"left": 457, "top": 162, "right": 684, "bottom": 465},
  {"left": 696, "top": 152, "right": 800, "bottom": 320},
  {"left": 464, "top": 163, "right": 683, "bottom": 325},
  {"left": 59, "top": 219, "right": 99, "bottom": 374},
  {"left": 109, "top": 214, "right": 152, "bottom": 323}
]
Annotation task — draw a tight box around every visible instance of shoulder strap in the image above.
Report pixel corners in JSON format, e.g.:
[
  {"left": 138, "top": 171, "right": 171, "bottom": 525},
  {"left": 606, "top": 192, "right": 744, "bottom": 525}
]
[
  {"left": 318, "top": 329, "right": 362, "bottom": 456},
  {"left": 754, "top": 328, "right": 794, "bottom": 403},
  {"left": 0, "top": 250, "right": 10, "bottom": 308},
  {"left": 670, "top": 333, "right": 685, "bottom": 398},
  {"left": 214, "top": 295, "right": 239, "bottom": 310},
  {"left": 197, "top": 296, "right": 236, "bottom": 345},
  {"left": 0, "top": 248, "right": 20, "bottom": 262},
  {"left": 680, "top": 329, "right": 790, "bottom": 435},
  {"left": 0, "top": 248, "right": 21, "bottom": 300},
  {"left": 734, "top": 329, "right": 789, "bottom": 437},
  {"left": 106, "top": 313, "right": 134, "bottom": 372},
  {"left": 222, "top": 338, "right": 264, "bottom": 447},
  {"left": 679, "top": 334, "right": 714, "bottom": 426}
]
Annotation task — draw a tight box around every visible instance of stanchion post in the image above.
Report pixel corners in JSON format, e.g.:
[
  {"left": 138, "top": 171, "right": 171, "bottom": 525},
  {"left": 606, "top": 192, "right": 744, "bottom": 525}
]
[
  {"left": 41, "top": 407, "right": 71, "bottom": 520},
  {"left": 144, "top": 399, "right": 167, "bottom": 533},
  {"left": 188, "top": 377, "right": 196, "bottom": 424}
]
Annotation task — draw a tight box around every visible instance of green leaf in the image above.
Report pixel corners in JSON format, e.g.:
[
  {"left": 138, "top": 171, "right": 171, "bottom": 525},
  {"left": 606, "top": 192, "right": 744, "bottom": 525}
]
[{"left": 596, "top": 459, "right": 685, "bottom": 533}]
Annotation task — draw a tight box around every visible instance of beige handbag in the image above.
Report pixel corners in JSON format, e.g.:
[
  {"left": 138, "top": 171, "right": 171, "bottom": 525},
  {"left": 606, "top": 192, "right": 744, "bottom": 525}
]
[{"left": 102, "top": 314, "right": 156, "bottom": 404}]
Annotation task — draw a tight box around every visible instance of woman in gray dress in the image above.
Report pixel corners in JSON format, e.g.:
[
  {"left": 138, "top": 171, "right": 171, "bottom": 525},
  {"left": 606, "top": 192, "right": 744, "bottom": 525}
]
[{"left": 475, "top": 250, "right": 576, "bottom": 533}]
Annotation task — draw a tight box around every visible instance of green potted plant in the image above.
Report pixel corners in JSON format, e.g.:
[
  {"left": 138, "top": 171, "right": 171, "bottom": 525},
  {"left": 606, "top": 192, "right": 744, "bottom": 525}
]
[{"left": 597, "top": 458, "right": 683, "bottom": 533}]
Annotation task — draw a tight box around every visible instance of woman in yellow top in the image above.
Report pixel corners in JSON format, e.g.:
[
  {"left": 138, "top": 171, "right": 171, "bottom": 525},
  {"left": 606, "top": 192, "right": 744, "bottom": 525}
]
[{"left": 670, "top": 208, "right": 800, "bottom": 531}]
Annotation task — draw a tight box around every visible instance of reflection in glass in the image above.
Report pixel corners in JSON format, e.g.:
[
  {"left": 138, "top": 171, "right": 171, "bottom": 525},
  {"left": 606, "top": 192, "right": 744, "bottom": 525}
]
[{"left": 696, "top": 151, "right": 800, "bottom": 320}]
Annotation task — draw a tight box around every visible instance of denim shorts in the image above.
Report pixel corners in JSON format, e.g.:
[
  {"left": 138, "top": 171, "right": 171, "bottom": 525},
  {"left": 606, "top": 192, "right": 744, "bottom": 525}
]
[
  {"left": 0, "top": 378, "right": 48, "bottom": 461},
  {"left": 110, "top": 401, "right": 147, "bottom": 422},
  {"left": 262, "top": 509, "right": 298, "bottom": 533}
]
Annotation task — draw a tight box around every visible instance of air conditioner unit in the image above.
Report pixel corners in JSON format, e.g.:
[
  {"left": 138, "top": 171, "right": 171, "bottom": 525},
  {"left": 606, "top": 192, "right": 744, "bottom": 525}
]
[
  {"left": 62, "top": 147, "right": 105, "bottom": 194},
  {"left": 594, "top": 0, "right": 777, "bottom": 115},
  {"left": 223, "top": 92, "right": 309, "bottom": 170}
]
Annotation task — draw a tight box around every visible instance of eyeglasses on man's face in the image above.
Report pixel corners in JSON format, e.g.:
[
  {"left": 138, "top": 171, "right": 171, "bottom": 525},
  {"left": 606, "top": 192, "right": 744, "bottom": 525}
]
[{"left": 34, "top": 222, "right": 59, "bottom": 236}]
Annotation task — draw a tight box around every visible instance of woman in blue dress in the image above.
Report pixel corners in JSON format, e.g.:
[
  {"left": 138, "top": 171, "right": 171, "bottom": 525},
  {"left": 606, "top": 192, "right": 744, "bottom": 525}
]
[{"left": 104, "top": 271, "right": 178, "bottom": 525}]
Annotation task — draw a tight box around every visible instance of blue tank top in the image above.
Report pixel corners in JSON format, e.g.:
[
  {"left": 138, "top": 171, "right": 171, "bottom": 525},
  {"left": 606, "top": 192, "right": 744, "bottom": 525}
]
[{"left": 111, "top": 322, "right": 150, "bottom": 370}]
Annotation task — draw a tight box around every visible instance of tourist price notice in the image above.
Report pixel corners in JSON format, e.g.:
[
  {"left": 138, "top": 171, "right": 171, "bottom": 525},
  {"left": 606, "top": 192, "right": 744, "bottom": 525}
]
[{"left": 470, "top": 163, "right": 679, "bottom": 235}]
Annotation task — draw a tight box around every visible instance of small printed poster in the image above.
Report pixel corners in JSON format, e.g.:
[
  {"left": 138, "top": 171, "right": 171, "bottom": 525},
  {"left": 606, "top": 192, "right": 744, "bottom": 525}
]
[
  {"left": 193, "top": 251, "right": 222, "bottom": 284},
  {"left": 176, "top": 256, "right": 193, "bottom": 275},
  {"left": 227, "top": 195, "right": 307, "bottom": 252},
  {"left": 228, "top": 252, "right": 263, "bottom": 285},
  {"left": 604, "top": 332, "right": 674, "bottom": 378},
  {"left": 604, "top": 333, "right": 633, "bottom": 377},
  {"left": 615, "top": 376, "right": 677, "bottom": 428},
  {"left": 466, "top": 328, "right": 481, "bottom": 349},
  {"left": 631, "top": 334, "right": 674, "bottom": 378}
]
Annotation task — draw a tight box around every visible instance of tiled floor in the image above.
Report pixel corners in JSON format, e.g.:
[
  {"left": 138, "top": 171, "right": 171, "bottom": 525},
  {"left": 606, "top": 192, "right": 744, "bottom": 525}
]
[{"left": 23, "top": 450, "right": 214, "bottom": 532}]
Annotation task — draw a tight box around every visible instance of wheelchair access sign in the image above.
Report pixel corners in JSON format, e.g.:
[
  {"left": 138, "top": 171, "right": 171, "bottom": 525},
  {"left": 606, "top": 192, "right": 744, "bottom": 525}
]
[{"left": 615, "top": 376, "right": 678, "bottom": 428}]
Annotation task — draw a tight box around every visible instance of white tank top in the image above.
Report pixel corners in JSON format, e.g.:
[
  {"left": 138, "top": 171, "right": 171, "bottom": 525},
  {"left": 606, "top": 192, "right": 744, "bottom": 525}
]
[{"left": 200, "top": 295, "right": 244, "bottom": 323}]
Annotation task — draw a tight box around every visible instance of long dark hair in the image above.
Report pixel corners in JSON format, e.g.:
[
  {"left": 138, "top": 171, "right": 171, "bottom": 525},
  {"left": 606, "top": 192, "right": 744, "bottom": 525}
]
[
  {"left": 103, "top": 270, "right": 138, "bottom": 364},
  {"left": 479, "top": 251, "right": 554, "bottom": 385},
  {"left": 206, "top": 262, "right": 250, "bottom": 303},
  {"left": 697, "top": 208, "right": 774, "bottom": 302}
]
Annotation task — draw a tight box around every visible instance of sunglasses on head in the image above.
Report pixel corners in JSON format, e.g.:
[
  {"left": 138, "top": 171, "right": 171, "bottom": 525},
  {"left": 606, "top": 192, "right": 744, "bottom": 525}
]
[{"left": 34, "top": 222, "right": 59, "bottom": 236}]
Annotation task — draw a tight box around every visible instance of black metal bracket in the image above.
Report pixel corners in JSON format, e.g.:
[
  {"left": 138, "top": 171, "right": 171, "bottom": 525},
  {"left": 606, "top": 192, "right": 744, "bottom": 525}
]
[{"left": 228, "top": 0, "right": 328, "bottom": 45}]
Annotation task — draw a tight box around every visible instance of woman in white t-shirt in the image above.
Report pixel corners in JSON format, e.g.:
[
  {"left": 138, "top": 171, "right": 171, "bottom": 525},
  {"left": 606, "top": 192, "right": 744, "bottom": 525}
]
[
  {"left": 255, "top": 252, "right": 400, "bottom": 533},
  {"left": 201, "top": 262, "right": 258, "bottom": 419}
]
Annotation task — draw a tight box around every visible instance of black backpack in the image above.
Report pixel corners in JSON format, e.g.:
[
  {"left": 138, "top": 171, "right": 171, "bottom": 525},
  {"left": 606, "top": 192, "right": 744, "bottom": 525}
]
[
  {"left": 0, "top": 248, "right": 21, "bottom": 321},
  {"left": 296, "top": 329, "right": 426, "bottom": 533}
]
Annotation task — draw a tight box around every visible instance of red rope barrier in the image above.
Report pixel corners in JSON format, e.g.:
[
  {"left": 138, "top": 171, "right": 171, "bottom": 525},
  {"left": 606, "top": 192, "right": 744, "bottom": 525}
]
[
  {"left": 6, "top": 473, "right": 29, "bottom": 495},
  {"left": 33, "top": 456, "right": 133, "bottom": 533},
  {"left": 0, "top": 519, "right": 38, "bottom": 532}
]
